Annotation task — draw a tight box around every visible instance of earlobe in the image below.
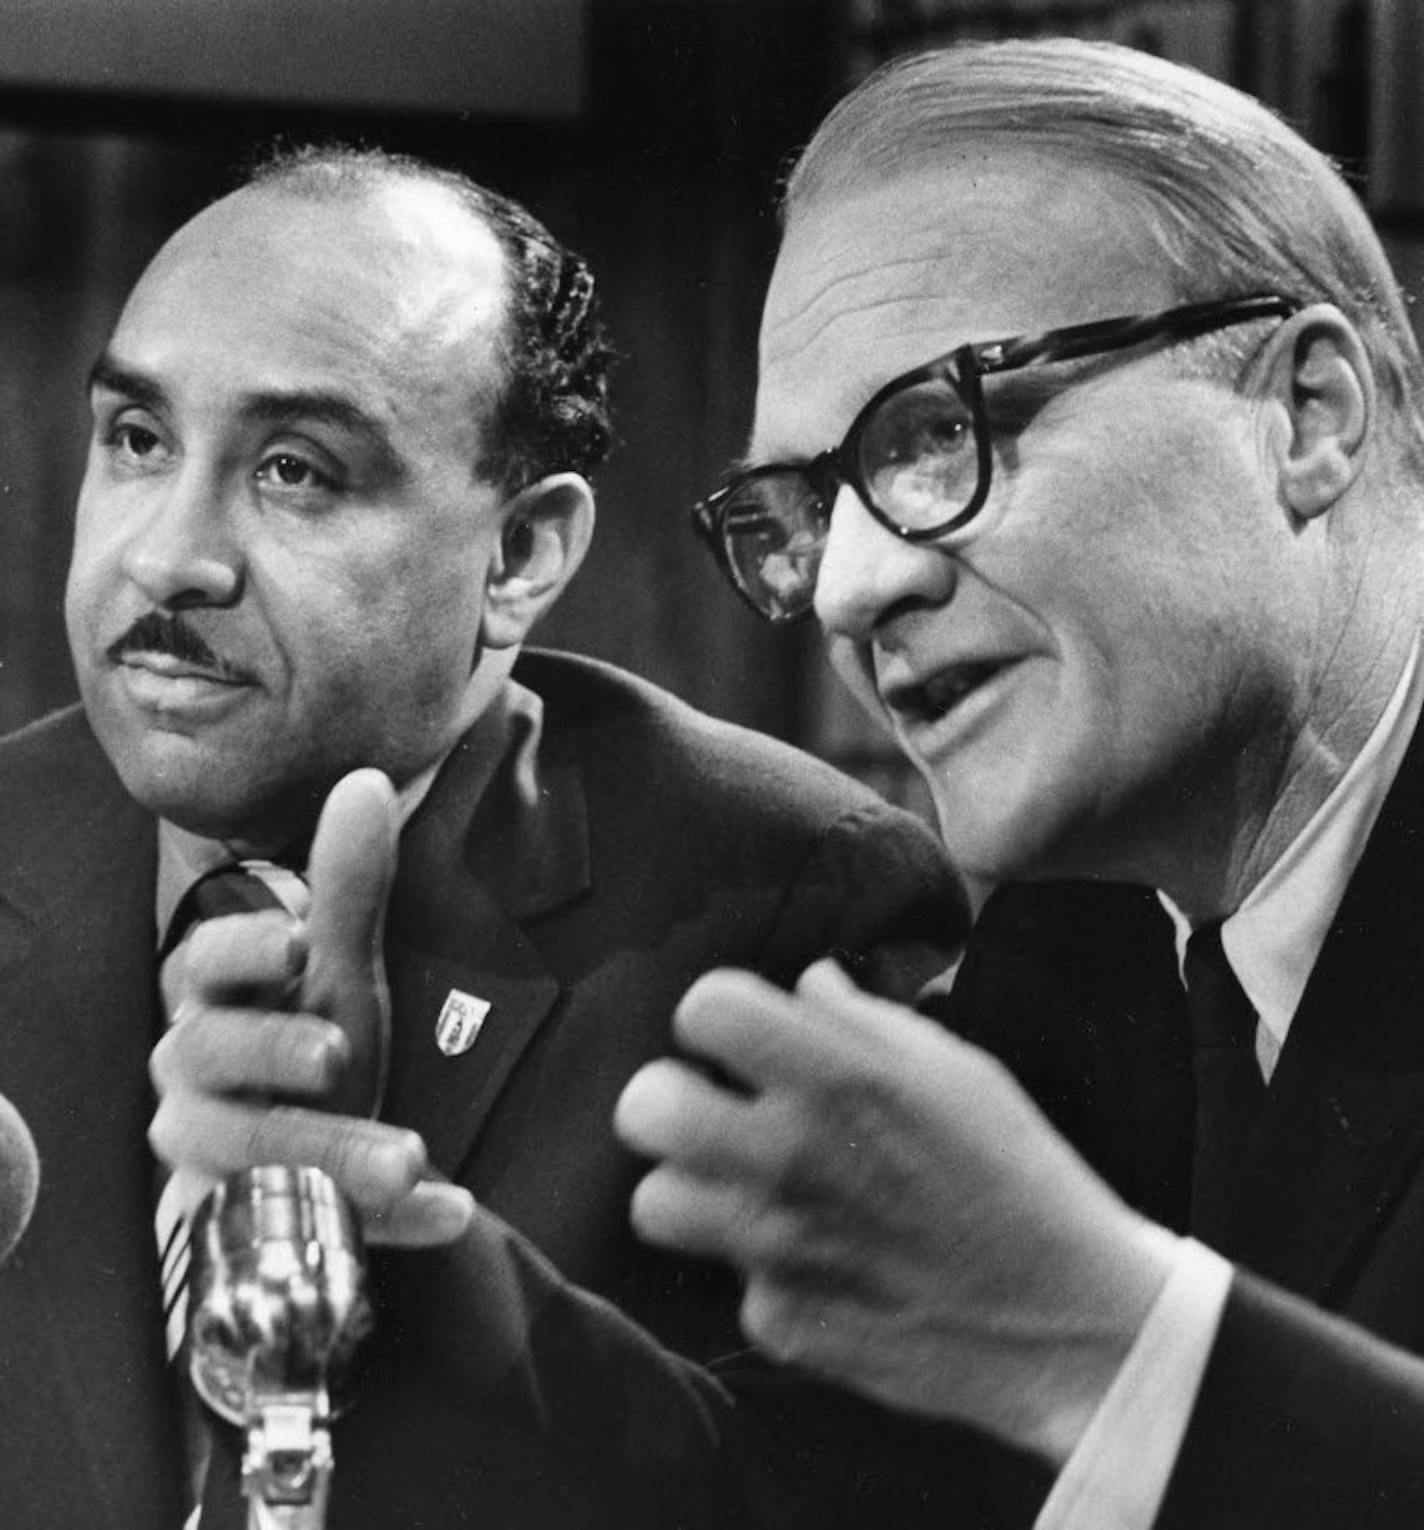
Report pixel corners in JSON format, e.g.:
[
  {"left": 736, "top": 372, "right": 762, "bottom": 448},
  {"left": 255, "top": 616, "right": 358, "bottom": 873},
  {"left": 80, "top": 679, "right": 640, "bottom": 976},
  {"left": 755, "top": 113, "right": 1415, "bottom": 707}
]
[
  {"left": 1264, "top": 306, "right": 1372, "bottom": 520},
  {"left": 481, "top": 472, "right": 596, "bottom": 649}
]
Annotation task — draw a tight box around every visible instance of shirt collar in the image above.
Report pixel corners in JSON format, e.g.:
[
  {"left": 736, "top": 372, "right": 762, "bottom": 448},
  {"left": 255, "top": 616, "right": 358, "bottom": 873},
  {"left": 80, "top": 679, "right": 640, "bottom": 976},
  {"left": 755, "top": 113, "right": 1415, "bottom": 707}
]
[
  {"left": 156, "top": 676, "right": 544, "bottom": 945},
  {"left": 1162, "top": 635, "right": 1424, "bottom": 1079}
]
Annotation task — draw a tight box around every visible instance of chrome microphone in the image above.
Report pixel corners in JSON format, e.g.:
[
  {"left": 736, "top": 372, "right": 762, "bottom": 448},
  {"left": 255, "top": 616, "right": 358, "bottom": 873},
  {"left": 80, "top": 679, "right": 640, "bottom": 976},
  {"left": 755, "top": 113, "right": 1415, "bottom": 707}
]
[
  {"left": 0, "top": 1093, "right": 39, "bottom": 1268},
  {"left": 187, "top": 1165, "right": 373, "bottom": 1528}
]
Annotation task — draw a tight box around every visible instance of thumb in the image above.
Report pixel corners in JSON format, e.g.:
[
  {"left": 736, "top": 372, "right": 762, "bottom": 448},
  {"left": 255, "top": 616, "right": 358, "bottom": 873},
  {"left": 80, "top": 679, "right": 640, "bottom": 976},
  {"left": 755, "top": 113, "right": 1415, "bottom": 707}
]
[{"left": 303, "top": 768, "right": 399, "bottom": 1117}]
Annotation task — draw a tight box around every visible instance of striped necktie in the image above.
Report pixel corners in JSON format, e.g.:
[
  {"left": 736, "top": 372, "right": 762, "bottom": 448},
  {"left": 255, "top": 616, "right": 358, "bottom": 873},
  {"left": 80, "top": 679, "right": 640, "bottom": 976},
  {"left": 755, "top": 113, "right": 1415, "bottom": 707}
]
[{"left": 155, "top": 861, "right": 310, "bottom": 1361}]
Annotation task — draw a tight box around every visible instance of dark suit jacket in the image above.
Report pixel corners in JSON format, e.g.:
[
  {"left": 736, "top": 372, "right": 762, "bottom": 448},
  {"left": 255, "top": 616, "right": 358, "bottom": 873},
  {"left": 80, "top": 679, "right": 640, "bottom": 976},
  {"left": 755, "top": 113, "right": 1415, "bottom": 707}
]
[
  {"left": 943, "top": 713, "right": 1424, "bottom": 1527},
  {"left": 0, "top": 650, "right": 969, "bottom": 1528}
]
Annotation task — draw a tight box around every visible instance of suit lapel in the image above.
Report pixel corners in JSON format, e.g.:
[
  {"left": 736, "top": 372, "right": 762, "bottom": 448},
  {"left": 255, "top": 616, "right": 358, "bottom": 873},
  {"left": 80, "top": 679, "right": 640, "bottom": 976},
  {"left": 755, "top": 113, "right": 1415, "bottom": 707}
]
[
  {"left": 1219, "top": 717, "right": 1424, "bottom": 1299},
  {"left": 380, "top": 716, "right": 587, "bottom": 1181},
  {"left": 0, "top": 714, "right": 184, "bottom": 1523}
]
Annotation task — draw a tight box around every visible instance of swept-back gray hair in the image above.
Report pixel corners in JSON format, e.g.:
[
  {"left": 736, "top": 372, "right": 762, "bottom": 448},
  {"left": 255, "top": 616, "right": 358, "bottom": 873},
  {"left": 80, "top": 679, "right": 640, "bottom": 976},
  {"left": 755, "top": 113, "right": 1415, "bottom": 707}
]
[{"left": 784, "top": 38, "right": 1424, "bottom": 468}]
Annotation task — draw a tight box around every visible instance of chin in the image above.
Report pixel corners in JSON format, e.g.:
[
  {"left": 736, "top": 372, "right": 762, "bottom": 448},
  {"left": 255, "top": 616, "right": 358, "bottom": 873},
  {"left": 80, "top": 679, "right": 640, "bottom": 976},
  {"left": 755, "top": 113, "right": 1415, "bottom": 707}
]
[
  {"left": 117, "top": 774, "right": 242, "bottom": 838},
  {"left": 928, "top": 773, "right": 1077, "bottom": 888},
  {"left": 104, "top": 745, "right": 275, "bottom": 842}
]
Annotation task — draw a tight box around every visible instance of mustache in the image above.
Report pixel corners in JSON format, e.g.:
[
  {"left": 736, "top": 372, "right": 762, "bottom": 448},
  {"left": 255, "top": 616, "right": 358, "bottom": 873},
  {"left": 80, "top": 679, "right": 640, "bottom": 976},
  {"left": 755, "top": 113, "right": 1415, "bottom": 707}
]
[{"left": 106, "top": 610, "right": 243, "bottom": 677}]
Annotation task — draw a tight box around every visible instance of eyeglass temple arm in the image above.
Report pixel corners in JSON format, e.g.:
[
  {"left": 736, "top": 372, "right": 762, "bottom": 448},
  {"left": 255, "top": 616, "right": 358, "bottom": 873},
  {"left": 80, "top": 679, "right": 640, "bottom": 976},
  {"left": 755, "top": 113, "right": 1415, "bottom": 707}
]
[{"left": 976, "top": 294, "right": 1300, "bottom": 377}]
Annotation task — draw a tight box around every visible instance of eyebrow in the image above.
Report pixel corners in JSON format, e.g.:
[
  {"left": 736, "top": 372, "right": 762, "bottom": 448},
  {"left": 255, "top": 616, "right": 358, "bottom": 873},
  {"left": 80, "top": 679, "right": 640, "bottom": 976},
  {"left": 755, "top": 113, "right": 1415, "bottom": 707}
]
[
  {"left": 87, "top": 350, "right": 408, "bottom": 484},
  {"left": 89, "top": 353, "right": 166, "bottom": 412}
]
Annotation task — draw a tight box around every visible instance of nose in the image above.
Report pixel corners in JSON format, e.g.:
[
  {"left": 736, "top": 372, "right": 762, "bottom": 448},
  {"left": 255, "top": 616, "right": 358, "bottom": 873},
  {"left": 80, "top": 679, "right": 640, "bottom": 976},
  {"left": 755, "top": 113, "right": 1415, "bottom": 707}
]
[
  {"left": 813, "top": 483, "right": 956, "bottom": 640},
  {"left": 121, "top": 468, "right": 243, "bottom": 611}
]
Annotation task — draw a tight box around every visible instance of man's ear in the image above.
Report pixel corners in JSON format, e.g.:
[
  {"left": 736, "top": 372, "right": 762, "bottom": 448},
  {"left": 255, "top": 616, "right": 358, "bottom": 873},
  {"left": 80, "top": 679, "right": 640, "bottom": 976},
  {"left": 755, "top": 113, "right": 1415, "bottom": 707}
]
[
  {"left": 481, "top": 472, "right": 596, "bottom": 649},
  {"left": 1255, "top": 304, "right": 1373, "bottom": 520}
]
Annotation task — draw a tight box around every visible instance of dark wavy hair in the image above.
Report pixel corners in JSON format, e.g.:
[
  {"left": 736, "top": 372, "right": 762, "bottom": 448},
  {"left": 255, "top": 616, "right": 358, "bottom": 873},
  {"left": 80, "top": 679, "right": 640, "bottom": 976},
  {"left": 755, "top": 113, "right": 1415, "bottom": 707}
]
[{"left": 244, "top": 143, "right": 616, "bottom": 490}]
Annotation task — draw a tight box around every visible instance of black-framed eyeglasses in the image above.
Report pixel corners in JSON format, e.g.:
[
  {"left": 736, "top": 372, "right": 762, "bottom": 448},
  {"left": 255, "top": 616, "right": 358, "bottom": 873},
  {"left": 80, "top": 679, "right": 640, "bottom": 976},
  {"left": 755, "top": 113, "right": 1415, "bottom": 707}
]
[{"left": 691, "top": 292, "right": 1300, "bottom": 623}]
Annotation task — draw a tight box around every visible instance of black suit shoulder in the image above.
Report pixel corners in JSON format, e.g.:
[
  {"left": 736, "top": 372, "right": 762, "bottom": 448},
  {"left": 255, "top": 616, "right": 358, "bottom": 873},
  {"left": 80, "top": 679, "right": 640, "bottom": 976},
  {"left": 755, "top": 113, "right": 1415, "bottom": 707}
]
[
  {"left": 0, "top": 703, "right": 113, "bottom": 801},
  {"left": 0, "top": 705, "right": 151, "bottom": 918},
  {"left": 519, "top": 647, "right": 927, "bottom": 825},
  {"left": 516, "top": 648, "right": 969, "bottom": 996}
]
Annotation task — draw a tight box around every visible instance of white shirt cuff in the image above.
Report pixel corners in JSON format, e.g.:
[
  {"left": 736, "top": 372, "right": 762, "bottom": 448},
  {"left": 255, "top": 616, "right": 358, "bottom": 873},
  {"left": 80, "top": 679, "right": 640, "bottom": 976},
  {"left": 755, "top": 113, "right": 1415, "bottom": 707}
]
[{"left": 1035, "top": 1234, "right": 1233, "bottom": 1530}]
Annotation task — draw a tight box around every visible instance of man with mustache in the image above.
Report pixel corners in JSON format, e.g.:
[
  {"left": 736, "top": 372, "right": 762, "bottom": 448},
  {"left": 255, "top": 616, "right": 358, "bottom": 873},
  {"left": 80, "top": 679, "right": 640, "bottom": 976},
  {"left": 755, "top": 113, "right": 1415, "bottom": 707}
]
[
  {"left": 0, "top": 144, "right": 966, "bottom": 1525},
  {"left": 619, "top": 37, "right": 1424, "bottom": 1530}
]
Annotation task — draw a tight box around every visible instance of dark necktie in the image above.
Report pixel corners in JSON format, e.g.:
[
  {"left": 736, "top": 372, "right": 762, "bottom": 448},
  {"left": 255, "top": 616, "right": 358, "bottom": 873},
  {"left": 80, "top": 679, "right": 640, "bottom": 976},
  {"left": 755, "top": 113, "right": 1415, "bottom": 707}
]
[
  {"left": 1184, "top": 922, "right": 1267, "bottom": 1244},
  {"left": 159, "top": 859, "right": 308, "bottom": 960}
]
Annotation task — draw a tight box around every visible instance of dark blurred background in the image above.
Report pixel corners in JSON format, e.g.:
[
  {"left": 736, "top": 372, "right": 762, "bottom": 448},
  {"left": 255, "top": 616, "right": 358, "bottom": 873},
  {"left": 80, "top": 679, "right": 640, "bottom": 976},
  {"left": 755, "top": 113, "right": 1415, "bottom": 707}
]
[{"left": 2, "top": 0, "right": 1420, "bottom": 815}]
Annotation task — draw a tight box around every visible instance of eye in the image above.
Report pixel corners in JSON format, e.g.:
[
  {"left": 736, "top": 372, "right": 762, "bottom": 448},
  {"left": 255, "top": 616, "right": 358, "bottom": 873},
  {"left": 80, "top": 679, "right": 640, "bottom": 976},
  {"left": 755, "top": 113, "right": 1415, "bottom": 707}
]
[
  {"left": 97, "top": 414, "right": 171, "bottom": 472},
  {"left": 859, "top": 381, "right": 978, "bottom": 524},
  {"left": 867, "top": 385, "right": 973, "bottom": 468},
  {"left": 113, "top": 421, "right": 163, "bottom": 459},
  {"left": 255, "top": 451, "right": 335, "bottom": 494}
]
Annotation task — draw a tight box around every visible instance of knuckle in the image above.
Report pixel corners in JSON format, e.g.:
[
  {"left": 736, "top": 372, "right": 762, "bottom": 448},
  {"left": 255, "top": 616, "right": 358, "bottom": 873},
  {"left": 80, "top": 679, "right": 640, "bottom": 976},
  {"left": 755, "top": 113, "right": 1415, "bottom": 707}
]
[
  {"left": 152, "top": 1002, "right": 209, "bottom": 1076},
  {"left": 167, "top": 995, "right": 200, "bottom": 1031},
  {"left": 746, "top": 1198, "right": 801, "bottom": 1262},
  {"left": 265, "top": 1017, "right": 344, "bottom": 1092},
  {"left": 159, "top": 960, "right": 190, "bottom": 1019},
  {"left": 736, "top": 1190, "right": 821, "bottom": 1273},
  {"left": 765, "top": 1123, "right": 827, "bottom": 1206},
  {"left": 148, "top": 1033, "right": 176, "bottom": 1091},
  {"left": 182, "top": 919, "right": 222, "bottom": 969},
  {"left": 147, "top": 1097, "right": 181, "bottom": 1166},
  {"left": 325, "top": 1127, "right": 378, "bottom": 1191}
]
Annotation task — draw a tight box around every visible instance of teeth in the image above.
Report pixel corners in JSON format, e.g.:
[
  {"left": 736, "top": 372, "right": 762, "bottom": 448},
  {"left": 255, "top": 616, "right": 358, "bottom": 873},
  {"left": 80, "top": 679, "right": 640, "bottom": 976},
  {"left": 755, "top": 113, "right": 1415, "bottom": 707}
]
[{"left": 922, "top": 662, "right": 998, "bottom": 714}]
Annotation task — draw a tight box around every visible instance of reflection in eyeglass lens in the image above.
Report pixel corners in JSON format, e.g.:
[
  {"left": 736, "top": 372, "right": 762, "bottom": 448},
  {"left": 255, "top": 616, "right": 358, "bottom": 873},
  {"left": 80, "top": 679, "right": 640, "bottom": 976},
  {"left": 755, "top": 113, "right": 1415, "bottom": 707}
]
[
  {"left": 725, "top": 493, "right": 824, "bottom": 619},
  {"left": 860, "top": 380, "right": 977, "bottom": 529}
]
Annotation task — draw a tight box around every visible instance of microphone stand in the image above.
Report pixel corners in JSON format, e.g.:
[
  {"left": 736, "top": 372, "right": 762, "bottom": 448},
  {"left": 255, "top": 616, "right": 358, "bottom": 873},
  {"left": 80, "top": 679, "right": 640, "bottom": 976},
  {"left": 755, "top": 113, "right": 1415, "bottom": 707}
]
[{"left": 187, "top": 1166, "right": 374, "bottom": 1529}]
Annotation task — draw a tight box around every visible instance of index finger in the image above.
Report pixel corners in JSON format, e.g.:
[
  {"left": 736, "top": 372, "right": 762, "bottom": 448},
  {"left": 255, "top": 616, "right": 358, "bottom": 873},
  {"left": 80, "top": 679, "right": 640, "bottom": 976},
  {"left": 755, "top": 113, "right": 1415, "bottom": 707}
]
[
  {"left": 615, "top": 1056, "right": 765, "bottom": 1178},
  {"left": 151, "top": 1094, "right": 427, "bottom": 1212}
]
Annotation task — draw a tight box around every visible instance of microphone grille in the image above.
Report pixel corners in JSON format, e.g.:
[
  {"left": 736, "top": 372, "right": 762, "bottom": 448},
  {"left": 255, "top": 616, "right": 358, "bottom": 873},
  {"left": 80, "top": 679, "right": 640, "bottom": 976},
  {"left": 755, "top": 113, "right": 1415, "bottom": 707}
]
[{"left": 0, "top": 1095, "right": 40, "bottom": 1266}]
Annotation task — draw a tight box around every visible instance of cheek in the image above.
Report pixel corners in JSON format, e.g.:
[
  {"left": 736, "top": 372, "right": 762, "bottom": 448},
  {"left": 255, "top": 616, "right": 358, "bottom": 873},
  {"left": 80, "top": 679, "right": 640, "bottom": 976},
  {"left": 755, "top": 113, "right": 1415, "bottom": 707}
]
[
  {"left": 385, "top": 539, "right": 487, "bottom": 662},
  {"left": 826, "top": 636, "right": 885, "bottom": 725},
  {"left": 278, "top": 542, "right": 486, "bottom": 716},
  {"left": 65, "top": 482, "right": 113, "bottom": 602}
]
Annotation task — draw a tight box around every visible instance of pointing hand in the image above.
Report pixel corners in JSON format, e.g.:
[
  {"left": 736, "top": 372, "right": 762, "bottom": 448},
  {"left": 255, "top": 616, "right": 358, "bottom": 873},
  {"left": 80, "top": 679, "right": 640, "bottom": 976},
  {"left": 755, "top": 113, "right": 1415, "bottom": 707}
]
[{"left": 150, "top": 769, "right": 474, "bottom": 1247}]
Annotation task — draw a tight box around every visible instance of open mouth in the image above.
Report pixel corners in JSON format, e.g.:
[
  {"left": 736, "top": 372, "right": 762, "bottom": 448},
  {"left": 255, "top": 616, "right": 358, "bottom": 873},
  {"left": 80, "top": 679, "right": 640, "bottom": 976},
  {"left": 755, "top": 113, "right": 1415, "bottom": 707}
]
[{"left": 883, "top": 659, "right": 1012, "bottom": 723}]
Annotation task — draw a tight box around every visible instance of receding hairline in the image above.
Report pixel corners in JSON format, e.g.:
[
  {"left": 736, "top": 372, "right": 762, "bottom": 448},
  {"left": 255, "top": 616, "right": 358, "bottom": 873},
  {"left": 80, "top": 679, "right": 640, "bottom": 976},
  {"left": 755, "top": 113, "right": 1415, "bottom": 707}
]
[{"left": 231, "top": 167, "right": 508, "bottom": 269}]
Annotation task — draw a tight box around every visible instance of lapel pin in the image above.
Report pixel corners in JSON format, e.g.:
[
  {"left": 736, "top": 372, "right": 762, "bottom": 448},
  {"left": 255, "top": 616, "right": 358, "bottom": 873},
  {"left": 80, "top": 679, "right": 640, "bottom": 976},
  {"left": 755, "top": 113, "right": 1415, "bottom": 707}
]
[{"left": 435, "top": 989, "right": 492, "bottom": 1057}]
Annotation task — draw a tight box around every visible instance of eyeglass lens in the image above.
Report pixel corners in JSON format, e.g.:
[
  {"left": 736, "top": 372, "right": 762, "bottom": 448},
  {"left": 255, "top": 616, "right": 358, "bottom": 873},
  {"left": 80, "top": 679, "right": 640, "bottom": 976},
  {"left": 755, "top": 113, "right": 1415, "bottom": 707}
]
[
  {"left": 721, "top": 373, "right": 977, "bottom": 619},
  {"left": 858, "top": 376, "right": 978, "bottom": 528},
  {"left": 723, "top": 487, "right": 829, "bottom": 622}
]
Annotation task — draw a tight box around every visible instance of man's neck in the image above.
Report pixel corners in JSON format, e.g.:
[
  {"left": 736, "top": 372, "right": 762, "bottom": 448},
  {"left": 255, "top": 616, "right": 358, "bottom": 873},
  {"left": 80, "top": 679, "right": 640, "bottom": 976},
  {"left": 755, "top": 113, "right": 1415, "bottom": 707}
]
[
  {"left": 155, "top": 673, "right": 537, "bottom": 941},
  {"left": 1141, "top": 545, "right": 1422, "bottom": 916},
  {"left": 1163, "top": 624, "right": 1424, "bottom": 923}
]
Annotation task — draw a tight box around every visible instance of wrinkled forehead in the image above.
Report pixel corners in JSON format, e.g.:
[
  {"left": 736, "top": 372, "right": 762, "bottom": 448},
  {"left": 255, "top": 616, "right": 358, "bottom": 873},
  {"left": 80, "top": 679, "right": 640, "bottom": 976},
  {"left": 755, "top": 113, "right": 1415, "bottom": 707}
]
[{"left": 753, "top": 154, "right": 1174, "bottom": 456}]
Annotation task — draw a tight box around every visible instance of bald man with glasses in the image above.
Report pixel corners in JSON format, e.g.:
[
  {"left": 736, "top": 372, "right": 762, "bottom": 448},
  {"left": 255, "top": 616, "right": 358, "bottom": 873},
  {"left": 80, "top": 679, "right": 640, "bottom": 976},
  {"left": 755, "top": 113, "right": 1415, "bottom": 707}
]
[{"left": 620, "top": 38, "right": 1424, "bottom": 1530}]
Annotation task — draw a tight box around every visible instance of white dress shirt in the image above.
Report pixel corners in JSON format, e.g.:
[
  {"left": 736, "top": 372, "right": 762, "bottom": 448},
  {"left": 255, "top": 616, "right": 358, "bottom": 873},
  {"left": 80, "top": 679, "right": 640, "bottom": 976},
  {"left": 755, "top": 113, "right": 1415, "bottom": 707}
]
[{"left": 1038, "top": 636, "right": 1424, "bottom": 1530}]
